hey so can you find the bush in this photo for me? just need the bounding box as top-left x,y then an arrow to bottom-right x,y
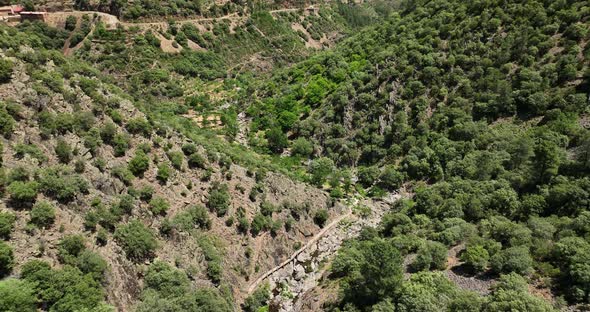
461,245 -> 489,272
149,197 -> 170,215
491,246 -> 533,275
30,201 -> 56,228
291,137 -> 314,157
0,241 -> 14,276
57,235 -> 86,264
250,213 -> 270,236
65,15 -> 77,31
76,250 -> 108,281
0,104 -> 15,138
7,180 -> 38,206
181,143 -> 197,156
138,185 -> 154,201
172,205 -> 211,231
112,133 -> 131,157
411,241 -> 448,271
126,117 -> 152,136
114,220 -> 158,262
207,183 -> 230,216
188,152 -> 207,169
55,138 -> 73,164
0,59 -> 14,83
0,212 -> 16,239
243,283 -> 270,312
128,150 -> 150,176
156,163 -> 171,183
314,209 -> 329,227
167,150 -> 184,170
112,165 -> 134,185
0,278 -> 37,312
37,166 -> 88,202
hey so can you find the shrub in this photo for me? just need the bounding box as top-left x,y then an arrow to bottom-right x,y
0,212 -> 16,239
250,213 -> 270,236
55,139 -> 73,164
30,201 -> 56,228
491,246 -> 533,275
156,163 -> 171,183
314,209 -> 329,227
149,197 -> 170,215
0,104 -> 15,138
461,245 -> 489,272
0,241 -> 13,276
207,183 -> 230,216
114,220 -> 158,262
128,150 -> 150,176
116,194 -> 135,215
112,133 -> 131,157
0,278 -> 37,312
260,201 -> 276,216
112,165 -> 134,185
100,122 -> 117,143
188,152 -> 207,169
7,180 -> 38,205
243,283 -> 270,312
181,143 -> 197,156
291,137 -> 314,157
0,59 -> 14,83
57,235 -> 86,264
144,261 -> 190,297
65,15 -> 77,31
167,150 -> 184,170
138,185 -> 154,201
411,241 -> 448,271
126,117 -> 152,136
172,205 -> 211,231
37,166 -> 88,202
76,250 -> 108,281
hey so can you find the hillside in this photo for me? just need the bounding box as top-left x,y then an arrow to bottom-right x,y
0,0 -> 589,311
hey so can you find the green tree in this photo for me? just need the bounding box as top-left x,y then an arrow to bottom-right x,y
266,127 -> 288,154
292,137 -> 314,157
156,162 -> 171,183
314,209 -> 329,227
207,183 -> 230,217
114,220 -> 158,262
0,278 -> 37,312
461,245 -> 489,273
149,197 -> 170,215
343,238 -> 403,306
30,201 -> 56,228
0,212 -> 16,239
485,273 -> 555,311
0,59 -> 13,83
55,139 -> 73,164
0,241 -> 14,276
128,151 -> 150,176
309,157 -> 334,186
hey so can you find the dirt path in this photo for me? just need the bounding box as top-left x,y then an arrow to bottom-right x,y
46,7 -> 310,31
246,209 -> 353,295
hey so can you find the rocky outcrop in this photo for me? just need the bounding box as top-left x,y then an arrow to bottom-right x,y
246,195 -> 400,312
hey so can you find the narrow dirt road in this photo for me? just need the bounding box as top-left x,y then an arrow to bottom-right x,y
46,7 -> 310,31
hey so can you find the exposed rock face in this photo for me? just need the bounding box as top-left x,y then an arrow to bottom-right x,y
247,195 -> 400,312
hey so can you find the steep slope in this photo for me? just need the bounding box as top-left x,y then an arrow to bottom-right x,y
0,21 -> 368,311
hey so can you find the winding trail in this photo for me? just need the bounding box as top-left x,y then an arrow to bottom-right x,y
46,7 -> 311,31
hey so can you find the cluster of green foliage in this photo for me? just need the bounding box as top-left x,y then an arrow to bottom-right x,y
136,261 -> 232,311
